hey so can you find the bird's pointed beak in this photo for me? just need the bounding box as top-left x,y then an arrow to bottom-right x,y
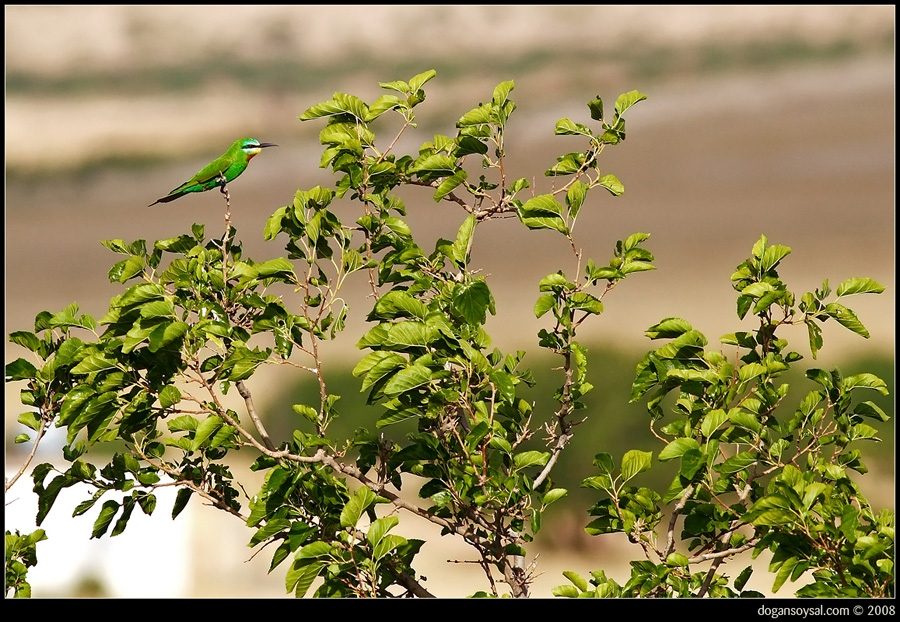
258,142 -> 278,149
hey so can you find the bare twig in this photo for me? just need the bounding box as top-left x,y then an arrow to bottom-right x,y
5,413 -> 50,493
235,380 -> 275,451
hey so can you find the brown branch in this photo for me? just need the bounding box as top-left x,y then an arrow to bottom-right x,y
665,484 -> 695,558
318,452 -> 471,538
689,540 -> 757,564
235,380 -> 275,451
133,444 -> 247,521
533,430 -> 571,490
5,414 -> 51,493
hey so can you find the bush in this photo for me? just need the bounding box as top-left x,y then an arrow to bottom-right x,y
5,70 -> 892,598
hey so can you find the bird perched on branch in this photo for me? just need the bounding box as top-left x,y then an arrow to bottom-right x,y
148,137 -> 277,206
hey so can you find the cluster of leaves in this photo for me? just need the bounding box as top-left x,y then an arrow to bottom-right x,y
5,529 -> 47,598
554,236 -> 892,598
5,70 -> 654,598
5,69 -> 891,599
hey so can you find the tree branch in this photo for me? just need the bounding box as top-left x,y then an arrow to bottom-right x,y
235,380 -> 275,451
5,414 -> 50,493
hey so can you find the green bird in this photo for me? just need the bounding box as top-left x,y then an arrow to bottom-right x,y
149,137 -> 277,206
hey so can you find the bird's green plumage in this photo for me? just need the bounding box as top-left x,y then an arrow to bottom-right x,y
149,137 -> 277,206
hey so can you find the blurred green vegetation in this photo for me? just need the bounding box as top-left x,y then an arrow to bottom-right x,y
7,33 -> 892,99
268,343 -> 894,521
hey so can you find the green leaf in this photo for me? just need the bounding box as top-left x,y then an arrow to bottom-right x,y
139,299 -> 174,319
367,94 -> 405,120
172,488 -> 192,519
853,400 -> 889,422
454,280 -> 492,325
70,353 -> 119,375
760,244 -> 791,272
17,411 -> 41,432
587,96 -> 604,121
716,451 -> 756,474
220,345 -> 270,381
679,448 -> 704,479
5,358 -> 38,381
299,92 -> 369,122
191,416 -> 223,452
109,256 -> 145,283
489,370 -> 516,404
158,385 -> 182,409
621,449 -> 652,481
408,69 -> 437,93
263,206 -> 288,240
382,364 -> 432,397
148,321 -> 189,352
563,570 -> 588,592
842,373 -> 888,395
292,404 -> 319,423
568,292 -> 603,315
111,497 -> 136,537
665,552 -> 690,567
168,415 -> 199,432
555,118 -> 591,136
287,560 -> 322,598
598,174 -> 624,196
492,80 -> 515,105
614,90 -> 648,116
367,515 -> 399,548
514,451 -> 550,469
255,257 -> 297,280
454,136 -> 487,157
734,565 -> 754,592
836,277 -> 885,297
700,409 -> 728,438
8,331 -> 40,353
738,362 -> 767,383
806,319 -> 823,358
546,152 -> 585,176
534,293 -> 556,318
359,353 -> 406,392
520,194 -> 563,217
434,170 -> 468,201
371,291 -> 428,320
750,509 -> 795,528
91,500 -> 119,539
451,214 -> 477,265
517,194 -> 569,235
409,153 -> 458,176
542,488 -> 568,507
565,180 -> 589,220
209,425 -> 236,449
539,272 -> 572,292
658,438 -> 699,461
518,212 -> 568,234
341,486 -> 377,529
552,585 -> 581,598
645,318 -> 693,339
457,103 -> 492,127
772,556 -> 798,593
825,303 -> 870,338
383,321 -> 429,348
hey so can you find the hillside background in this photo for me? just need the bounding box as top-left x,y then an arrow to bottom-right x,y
5,5 -> 894,598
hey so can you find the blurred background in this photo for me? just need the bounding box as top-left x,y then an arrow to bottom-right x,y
5,5 -> 894,597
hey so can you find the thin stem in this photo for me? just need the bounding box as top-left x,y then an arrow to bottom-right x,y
5,414 -> 50,493
219,177 -> 231,287
235,380 -> 275,451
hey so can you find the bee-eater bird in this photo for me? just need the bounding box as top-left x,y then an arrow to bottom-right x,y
148,137 -> 277,206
